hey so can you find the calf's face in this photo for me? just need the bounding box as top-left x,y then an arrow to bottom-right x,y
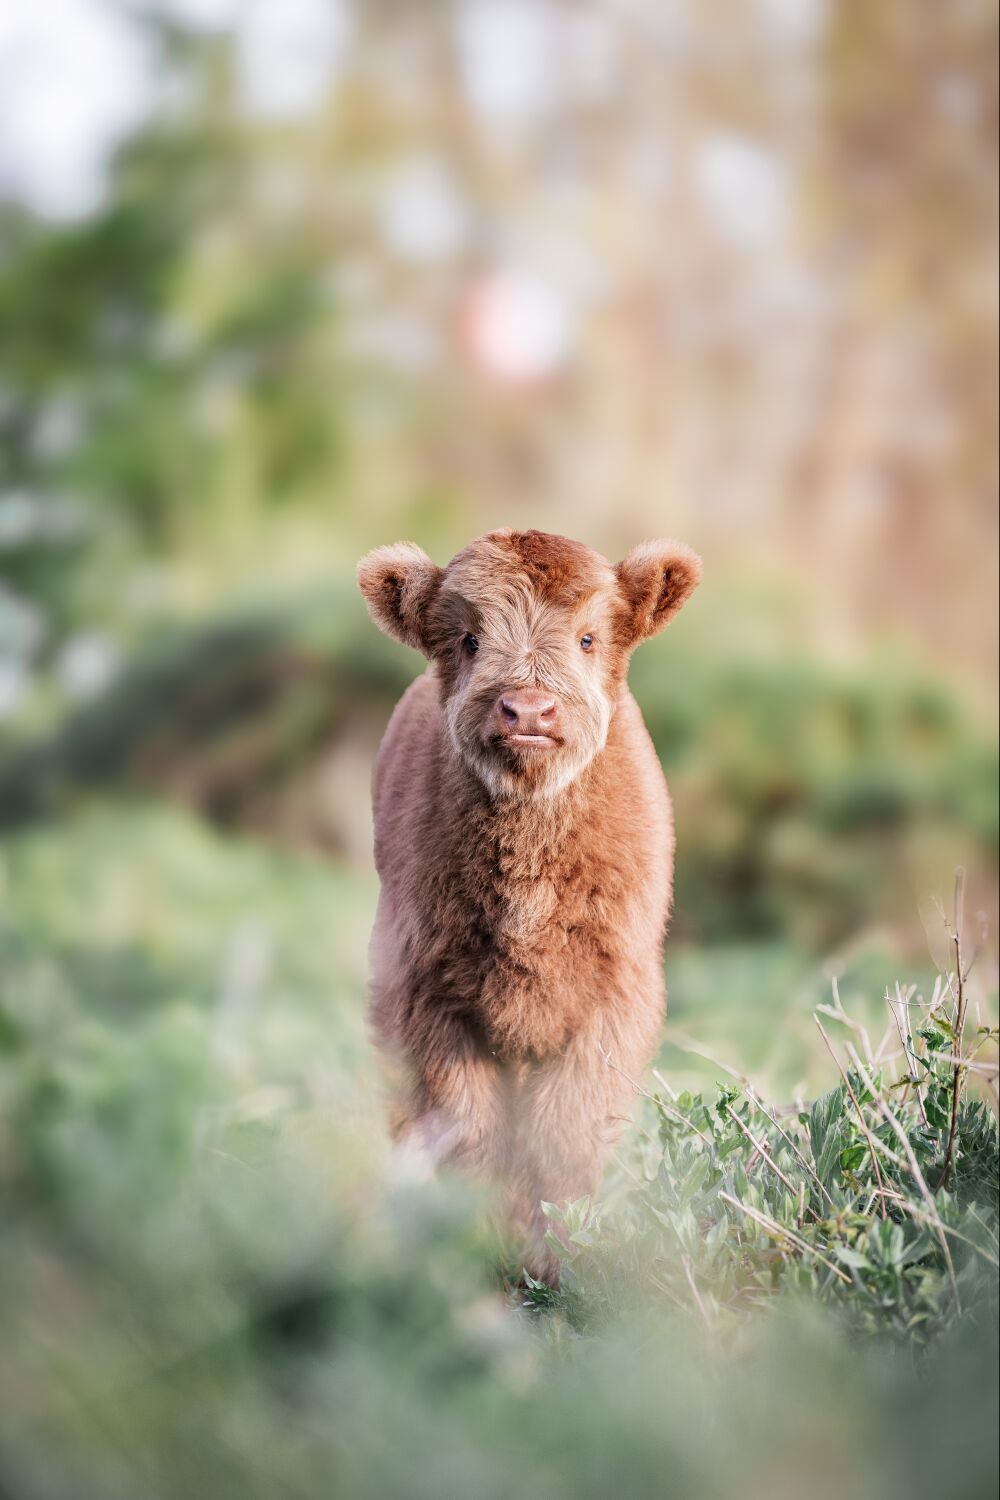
358,529 -> 701,799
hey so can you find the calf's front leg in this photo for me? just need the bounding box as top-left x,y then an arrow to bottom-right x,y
391,1024 -> 510,1182
509,1014 -> 649,1285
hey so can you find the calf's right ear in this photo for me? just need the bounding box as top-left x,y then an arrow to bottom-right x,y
615,539 -> 702,645
357,542 -> 443,654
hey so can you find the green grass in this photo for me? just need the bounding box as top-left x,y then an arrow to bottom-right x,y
662,939 -> 943,1096
0,804 -> 997,1500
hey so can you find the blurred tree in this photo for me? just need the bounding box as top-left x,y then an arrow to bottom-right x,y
0,25 -> 344,673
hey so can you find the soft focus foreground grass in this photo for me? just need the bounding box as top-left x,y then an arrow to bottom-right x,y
0,806 -> 996,1500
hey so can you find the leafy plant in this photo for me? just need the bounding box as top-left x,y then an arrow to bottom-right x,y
538,876 -> 998,1345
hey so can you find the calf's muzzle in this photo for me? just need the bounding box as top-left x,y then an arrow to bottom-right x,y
495,689 -> 560,744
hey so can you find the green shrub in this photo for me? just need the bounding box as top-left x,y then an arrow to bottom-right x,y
632,637 -> 998,948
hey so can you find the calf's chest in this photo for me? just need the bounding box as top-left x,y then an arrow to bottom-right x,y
444,826 -> 630,1059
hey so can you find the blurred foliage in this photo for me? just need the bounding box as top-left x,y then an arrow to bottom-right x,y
1,805 -> 996,1500
1,0 -> 997,682
2,594 -> 994,950
0,588 -> 401,838
631,634 -> 998,947
0,107 -> 345,645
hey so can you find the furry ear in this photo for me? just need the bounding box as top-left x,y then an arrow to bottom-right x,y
615,539 -> 702,643
357,542 -> 443,653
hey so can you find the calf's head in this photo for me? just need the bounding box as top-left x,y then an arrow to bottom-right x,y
358,529 -> 701,799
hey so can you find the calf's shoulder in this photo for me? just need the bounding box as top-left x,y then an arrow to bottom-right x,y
372,669 -> 444,869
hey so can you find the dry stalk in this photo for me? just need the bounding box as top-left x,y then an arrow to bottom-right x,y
886,982 -> 928,1125
651,1067 -> 678,1100
879,1190 -> 1000,1270
846,1047 -> 961,1314
814,1015 -> 888,1218
680,1255 -> 713,1330
940,871 -> 970,1190
663,1028 -> 748,1084
718,1192 -> 850,1284
745,1088 -> 835,1209
598,1044 -> 713,1146
725,1104 -> 820,1221
825,975 -> 875,1067
649,1273 -> 688,1313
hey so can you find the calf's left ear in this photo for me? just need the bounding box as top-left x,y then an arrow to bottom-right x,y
357,542 -> 443,654
615,539 -> 702,643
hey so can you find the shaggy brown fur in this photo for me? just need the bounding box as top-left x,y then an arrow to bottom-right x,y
357,529 -> 701,1282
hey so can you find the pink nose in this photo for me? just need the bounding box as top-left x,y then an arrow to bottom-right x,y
496,690 -> 559,735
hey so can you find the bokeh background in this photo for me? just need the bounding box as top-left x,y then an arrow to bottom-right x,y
0,3 -> 997,1497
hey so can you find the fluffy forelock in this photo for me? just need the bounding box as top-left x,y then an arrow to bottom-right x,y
441,530 -> 615,612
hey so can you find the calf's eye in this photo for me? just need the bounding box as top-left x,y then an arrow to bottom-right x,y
580,634 -> 594,652
463,633 -> 479,657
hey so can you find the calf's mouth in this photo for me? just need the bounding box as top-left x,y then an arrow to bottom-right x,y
504,732 -> 559,750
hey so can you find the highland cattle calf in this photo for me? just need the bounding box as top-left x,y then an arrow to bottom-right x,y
357,529 -> 701,1282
